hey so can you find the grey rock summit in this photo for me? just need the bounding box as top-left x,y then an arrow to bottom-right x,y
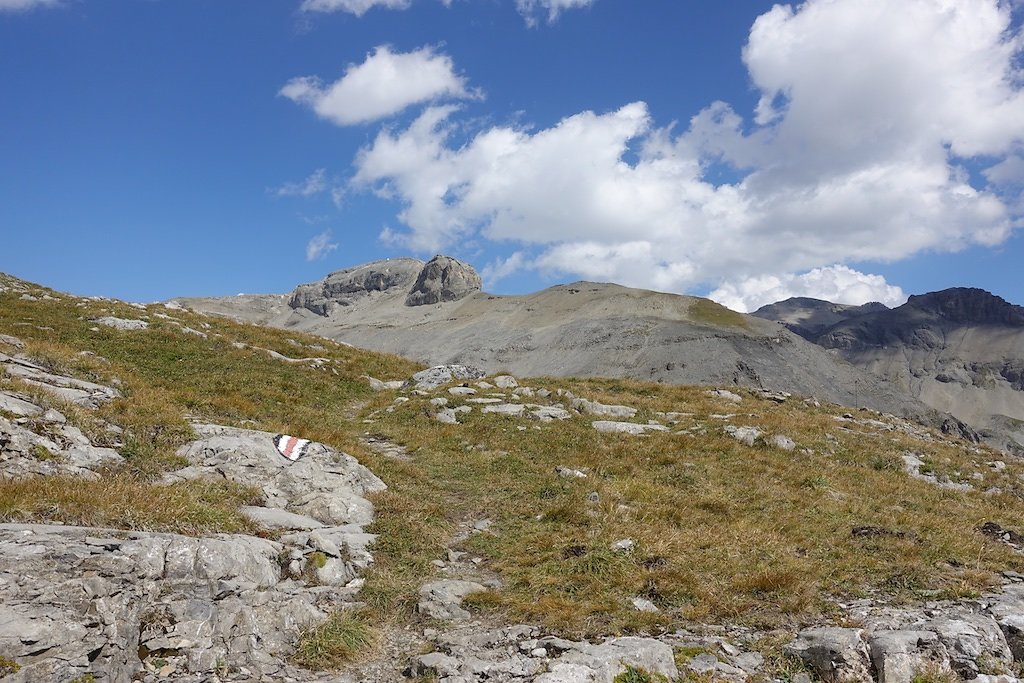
405,254 -> 482,306
288,257 -> 424,316
284,255 -> 482,317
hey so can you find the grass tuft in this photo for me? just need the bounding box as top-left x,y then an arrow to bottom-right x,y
293,609 -> 378,670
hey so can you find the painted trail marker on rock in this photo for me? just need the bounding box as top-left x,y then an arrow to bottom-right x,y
273,434 -> 311,462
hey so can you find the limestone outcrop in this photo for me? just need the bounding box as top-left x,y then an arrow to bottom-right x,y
404,255 -> 482,307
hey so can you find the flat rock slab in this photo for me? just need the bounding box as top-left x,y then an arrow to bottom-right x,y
592,421 -> 669,435
530,405 -> 573,421
538,637 -> 679,683
572,398 -> 638,418
482,403 -> 527,415
1,352 -> 120,408
0,523 -> 331,682
94,316 -> 149,330
0,333 -> 25,349
240,506 -> 324,530
0,391 -> 43,417
418,580 -> 487,620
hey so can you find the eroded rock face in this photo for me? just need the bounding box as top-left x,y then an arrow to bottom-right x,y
1,352 -> 121,408
0,524 -> 338,683
288,257 -> 424,315
0,423 -> 386,682
405,255 -> 482,307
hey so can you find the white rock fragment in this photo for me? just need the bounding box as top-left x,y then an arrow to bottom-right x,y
592,421 -> 669,435
724,425 -> 761,446
94,316 -> 149,330
770,434 -> 796,450
555,466 -> 587,479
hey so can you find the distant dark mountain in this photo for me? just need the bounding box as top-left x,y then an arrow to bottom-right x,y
812,288 -> 1024,452
752,297 -> 889,340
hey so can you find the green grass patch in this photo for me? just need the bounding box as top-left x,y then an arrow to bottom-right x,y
293,609 -> 378,669
687,298 -> 750,329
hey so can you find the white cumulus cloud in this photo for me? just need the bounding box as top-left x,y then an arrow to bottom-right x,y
299,0 -> 410,15
273,169 -> 329,198
280,45 -> 473,126
0,0 -> 60,11
516,0 -> 595,26
348,0 -> 1024,304
709,266 -> 907,313
305,230 -> 339,261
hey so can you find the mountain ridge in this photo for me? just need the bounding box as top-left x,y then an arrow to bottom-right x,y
170,256 -> 969,440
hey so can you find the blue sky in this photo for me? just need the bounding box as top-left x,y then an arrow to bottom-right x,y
2,0 -> 1023,311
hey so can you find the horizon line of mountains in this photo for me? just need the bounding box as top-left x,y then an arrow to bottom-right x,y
168,255 -> 1024,455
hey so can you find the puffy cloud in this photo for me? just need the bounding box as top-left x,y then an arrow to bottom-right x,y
709,266 -> 907,313
516,0 -> 595,26
280,46 -> 472,126
273,169 -> 328,198
0,0 -> 60,10
480,251 -> 527,287
299,0 -> 411,15
350,0 -> 1024,303
985,156 -> 1024,187
305,230 -> 339,261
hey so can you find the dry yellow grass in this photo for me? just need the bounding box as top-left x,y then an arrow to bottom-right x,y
358,378 -> 1024,636
0,474 -> 264,536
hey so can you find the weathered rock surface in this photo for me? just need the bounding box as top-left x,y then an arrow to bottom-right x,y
0,523 -> 332,682
785,627 -> 872,682
288,257 -> 424,316
405,255 -> 482,307
409,624 -> 678,683
591,420 -> 668,435
167,423 -> 386,527
0,423 -> 386,681
94,316 -> 149,330
408,364 -> 486,391
418,580 -> 488,620
1,397 -> 122,479
1,352 -> 120,408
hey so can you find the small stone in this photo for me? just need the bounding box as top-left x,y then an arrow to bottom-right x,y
770,434 -> 796,451
612,538 -> 635,553
556,466 -> 588,479
707,389 -> 742,403
724,425 -> 761,446
632,597 -> 659,612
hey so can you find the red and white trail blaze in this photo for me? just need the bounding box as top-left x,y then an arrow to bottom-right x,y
273,434 -> 311,462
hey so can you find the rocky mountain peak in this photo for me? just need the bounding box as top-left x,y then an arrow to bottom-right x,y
405,255 -> 482,307
286,255 -> 482,316
751,297 -> 890,341
905,287 -> 1024,326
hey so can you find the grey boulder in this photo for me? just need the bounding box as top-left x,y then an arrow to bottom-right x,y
785,627 -> 872,682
